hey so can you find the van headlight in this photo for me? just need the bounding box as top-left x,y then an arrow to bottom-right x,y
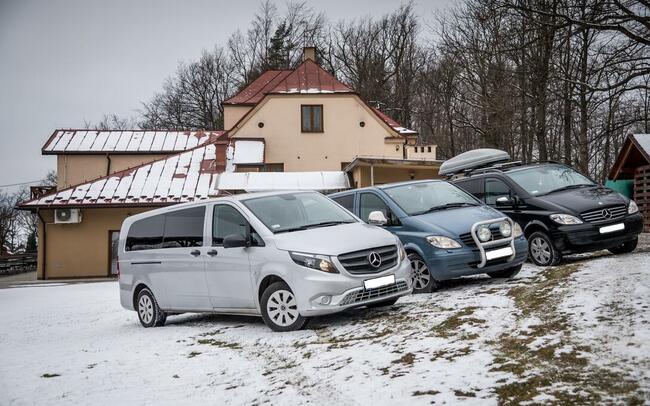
396,239 -> 407,261
289,252 -> 339,273
550,214 -> 583,225
426,236 -> 462,249
513,223 -> 523,238
629,200 -> 639,214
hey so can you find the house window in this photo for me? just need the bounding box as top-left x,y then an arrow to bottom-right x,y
301,105 -> 323,132
427,146 -> 432,153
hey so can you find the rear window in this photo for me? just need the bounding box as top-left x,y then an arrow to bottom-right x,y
125,207 -> 205,251
126,215 -> 164,251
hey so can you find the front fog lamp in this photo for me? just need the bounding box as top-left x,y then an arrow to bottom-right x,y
426,236 -> 462,249
629,200 -> 639,214
499,221 -> 512,237
289,252 -> 339,273
476,225 -> 492,242
550,214 -> 583,225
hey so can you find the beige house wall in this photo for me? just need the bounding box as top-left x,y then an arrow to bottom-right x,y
36,207 -> 151,279
56,154 -> 167,188
232,94 -> 408,172
224,105 -> 253,130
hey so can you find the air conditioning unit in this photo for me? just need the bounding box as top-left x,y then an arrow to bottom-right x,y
54,208 -> 82,224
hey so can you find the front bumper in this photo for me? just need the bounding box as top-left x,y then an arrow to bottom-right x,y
294,258 -> 413,317
424,236 -> 529,280
551,214 -> 643,254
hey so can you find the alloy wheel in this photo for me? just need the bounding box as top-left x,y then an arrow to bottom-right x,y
138,295 -> 154,324
410,258 -> 431,290
266,289 -> 299,327
530,236 -> 551,265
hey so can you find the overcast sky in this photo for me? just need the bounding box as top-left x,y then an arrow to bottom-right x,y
0,0 -> 452,191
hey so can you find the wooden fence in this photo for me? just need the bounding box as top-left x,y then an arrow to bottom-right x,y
634,165 -> 650,233
0,254 -> 37,276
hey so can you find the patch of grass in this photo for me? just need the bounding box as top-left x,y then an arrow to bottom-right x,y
41,373 -> 60,378
412,389 -> 440,396
491,263 -> 647,404
197,339 -> 241,350
392,352 -> 416,365
430,306 -> 485,338
430,346 -> 472,362
454,389 -> 476,398
187,351 -> 202,358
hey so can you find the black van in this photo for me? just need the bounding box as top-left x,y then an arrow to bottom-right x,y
452,162 -> 643,266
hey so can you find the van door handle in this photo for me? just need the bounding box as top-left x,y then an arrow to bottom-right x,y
190,250 -> 201,257
207,249 -> 218,257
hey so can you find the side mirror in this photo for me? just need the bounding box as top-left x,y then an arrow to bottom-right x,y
223,233 -> 249,248
496,196 -> 516,207
368,210 -> 388,226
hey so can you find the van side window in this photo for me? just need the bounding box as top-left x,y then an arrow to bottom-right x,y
456,178 -> 483,200
213,205 -> 262,246
331,194 -> 354,212
162,207 -> 205,248
126,215 -> 164,251
359,193 -> 390,223
485,178 -> 512,205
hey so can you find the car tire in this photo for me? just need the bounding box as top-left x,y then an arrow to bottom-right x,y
528,231 -> 562,266
408,253 -> 439,293
608,237 -> 638,255
366,297 -> 399,308
136,288 -> 166,328
487,264 -> 522,279
260,282 -> 309,332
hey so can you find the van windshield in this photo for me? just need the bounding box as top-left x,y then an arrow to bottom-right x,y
242,192 -> 357,234
506,164 -> 595,196
384,181 -> 479,216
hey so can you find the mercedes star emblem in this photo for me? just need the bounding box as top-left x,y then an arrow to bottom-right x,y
601,209 -> 612,219
368,251 -> 382,268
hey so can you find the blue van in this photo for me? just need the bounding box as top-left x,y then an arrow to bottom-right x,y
330,180 -> 528,293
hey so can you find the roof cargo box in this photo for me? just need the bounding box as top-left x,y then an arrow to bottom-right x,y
439,148 -> 510,176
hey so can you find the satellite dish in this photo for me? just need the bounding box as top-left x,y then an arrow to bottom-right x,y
439,149 -> 511,176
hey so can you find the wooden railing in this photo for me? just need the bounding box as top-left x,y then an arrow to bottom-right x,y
634,165 -> 650,233
0,254 -> 37,276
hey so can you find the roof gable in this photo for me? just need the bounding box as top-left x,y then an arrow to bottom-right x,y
224,70 -> 292,105
268,59 -> 353,94
42,130 -> 225,155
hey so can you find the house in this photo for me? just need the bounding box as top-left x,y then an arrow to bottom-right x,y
18,47 -> 440,279
609,133 -> 650,232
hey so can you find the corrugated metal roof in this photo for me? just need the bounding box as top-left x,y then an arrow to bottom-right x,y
21,142 -> 228,208
42,130 -> 225,154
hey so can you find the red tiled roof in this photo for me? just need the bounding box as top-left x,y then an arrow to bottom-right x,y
371,107 -> 418,136
224,70 -> 292,105
224,60 -> 353,105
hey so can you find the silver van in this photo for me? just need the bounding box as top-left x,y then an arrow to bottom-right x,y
118,191 -> 412,331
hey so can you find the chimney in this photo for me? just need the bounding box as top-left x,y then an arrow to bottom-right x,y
303,46 -> 316,62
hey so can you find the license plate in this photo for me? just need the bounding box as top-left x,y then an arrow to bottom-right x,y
486,246 -> 514,260
599,223 -> 625,234
364,274 -> 395,290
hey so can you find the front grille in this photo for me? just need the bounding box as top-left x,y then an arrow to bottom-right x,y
339,281 -> 409,306
580,205 -> 627,223
459,228 -> 503,247
337,245 -> 398,275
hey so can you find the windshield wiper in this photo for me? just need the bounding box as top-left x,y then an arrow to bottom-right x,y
541,184 -> 594,195
417,202 -> 478,215
274,220 -> 354,233
303,220 -> 356,229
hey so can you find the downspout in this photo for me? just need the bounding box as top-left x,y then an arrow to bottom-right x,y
106,154 -> 112,176
36,209 -> 47,280
403,137 -> 408,159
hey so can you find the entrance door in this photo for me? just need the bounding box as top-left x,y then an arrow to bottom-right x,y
109,231 -> 119,276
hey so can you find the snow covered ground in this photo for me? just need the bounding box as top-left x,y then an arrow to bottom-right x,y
1,239 -> 649,405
